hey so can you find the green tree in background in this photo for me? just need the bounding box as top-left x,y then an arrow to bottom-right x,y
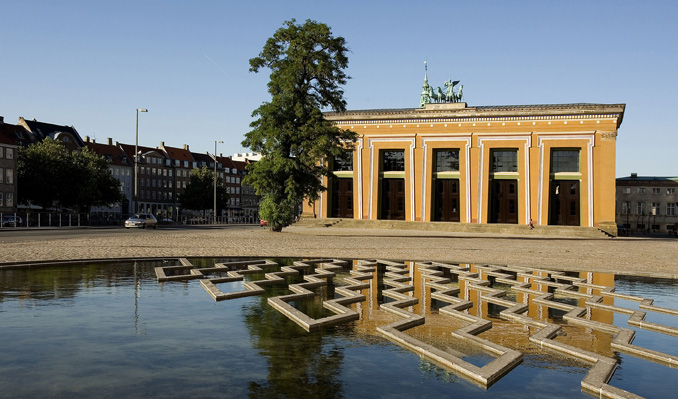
17,138 -> 123,212
243,19 -> 357,232
179,166 -> 228,216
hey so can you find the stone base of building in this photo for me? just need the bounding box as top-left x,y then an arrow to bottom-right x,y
295,217 -> 614,238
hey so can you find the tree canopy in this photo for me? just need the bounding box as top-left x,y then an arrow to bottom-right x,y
242,19 -> 357,231
17,138 -> 124,212
178,166 -> 228,214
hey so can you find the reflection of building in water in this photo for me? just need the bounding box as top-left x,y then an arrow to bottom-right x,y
349,261 -> 619,359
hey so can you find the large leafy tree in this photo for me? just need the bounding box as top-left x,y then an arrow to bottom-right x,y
17,138 -> 124,212
70,147 -> 125,212
243,19 -> 357,232
178,166 -> 228,215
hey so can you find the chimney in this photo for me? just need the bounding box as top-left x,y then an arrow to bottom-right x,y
84,136 -> 90,143
183,144 -> 189,150
0,116 -> 4,124
160,141 -> 164,147
107,138 -> 112,145
631,173 -> 638,178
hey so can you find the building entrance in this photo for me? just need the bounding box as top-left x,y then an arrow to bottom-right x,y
433,179 -> 460,222
331,178 -> 353,218
380,178 -> 405,220
549,180 -> 580,226
489,180 -> 518,224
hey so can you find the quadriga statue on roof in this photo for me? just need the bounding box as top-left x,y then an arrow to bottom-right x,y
419,64 -> 464,107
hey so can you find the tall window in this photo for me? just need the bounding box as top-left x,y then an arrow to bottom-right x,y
435,150 -> 459,172
622,201 -> 630,215
382,150 -> 405,171
551,150 -> 580,173
491,150 -> 517,172
651,202 -> 660,215
333,152 -> 353,171
637,202 -> 646,215
667,203 -> 676,216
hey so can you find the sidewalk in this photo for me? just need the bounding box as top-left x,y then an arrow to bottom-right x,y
1,225 -> 677,278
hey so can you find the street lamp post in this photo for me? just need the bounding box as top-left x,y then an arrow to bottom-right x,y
134,108 -> 148,213
214,140 -> 224,224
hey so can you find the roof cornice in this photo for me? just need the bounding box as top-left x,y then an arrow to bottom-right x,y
325,103 -> 626,128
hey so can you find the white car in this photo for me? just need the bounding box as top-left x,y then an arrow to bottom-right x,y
124,213 -> 158,229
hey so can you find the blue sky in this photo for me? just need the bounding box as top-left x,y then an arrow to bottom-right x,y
1,0 -> 676,177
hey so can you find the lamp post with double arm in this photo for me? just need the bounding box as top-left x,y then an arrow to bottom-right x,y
214,140 -> 223,224
134,108 -> 148,213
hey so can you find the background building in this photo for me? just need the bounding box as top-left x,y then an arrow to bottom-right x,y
84,137 -> 133,221
616,174 -> 678,235
0,117 -> 22,214
119,143 -> 174,217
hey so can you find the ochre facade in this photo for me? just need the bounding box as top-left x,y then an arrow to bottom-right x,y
303,102 -> 625,228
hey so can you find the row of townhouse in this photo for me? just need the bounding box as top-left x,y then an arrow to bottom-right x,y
615,174 -> 678,235
87,137 -> 259,223
0,115 -> 260,224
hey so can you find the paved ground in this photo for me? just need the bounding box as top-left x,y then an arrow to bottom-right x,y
1,225 -> 677,278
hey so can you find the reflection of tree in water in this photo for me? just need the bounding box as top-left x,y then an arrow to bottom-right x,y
243,291 -> 344,399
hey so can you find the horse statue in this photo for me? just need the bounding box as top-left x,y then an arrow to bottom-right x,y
426,85 -> 444,103
435,87 -> 445,103
454,84 -> 463,102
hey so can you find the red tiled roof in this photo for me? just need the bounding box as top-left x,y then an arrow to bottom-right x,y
162,145 -> 194,162
0,123 -> 28,145
231,159 -> 248,171
85,142 -> 131,166
118,143 -> 166,160
217,155 -> 236,170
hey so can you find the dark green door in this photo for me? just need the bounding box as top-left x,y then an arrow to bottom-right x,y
381,178 -> 405,220
331,178 -> 353,218
433,179 -> 460,222
489,180 -> 518,224
549,180 -> 580,226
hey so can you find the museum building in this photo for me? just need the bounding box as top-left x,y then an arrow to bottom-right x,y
303,80 -> 625,231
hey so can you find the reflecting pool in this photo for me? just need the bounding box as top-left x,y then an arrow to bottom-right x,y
1,259 -> 676,398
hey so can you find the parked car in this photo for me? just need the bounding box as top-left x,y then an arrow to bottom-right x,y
1,216 -> 24,227
124,213 -> 158,229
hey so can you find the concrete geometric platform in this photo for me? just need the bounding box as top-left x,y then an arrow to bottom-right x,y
154,258 -> 678,398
